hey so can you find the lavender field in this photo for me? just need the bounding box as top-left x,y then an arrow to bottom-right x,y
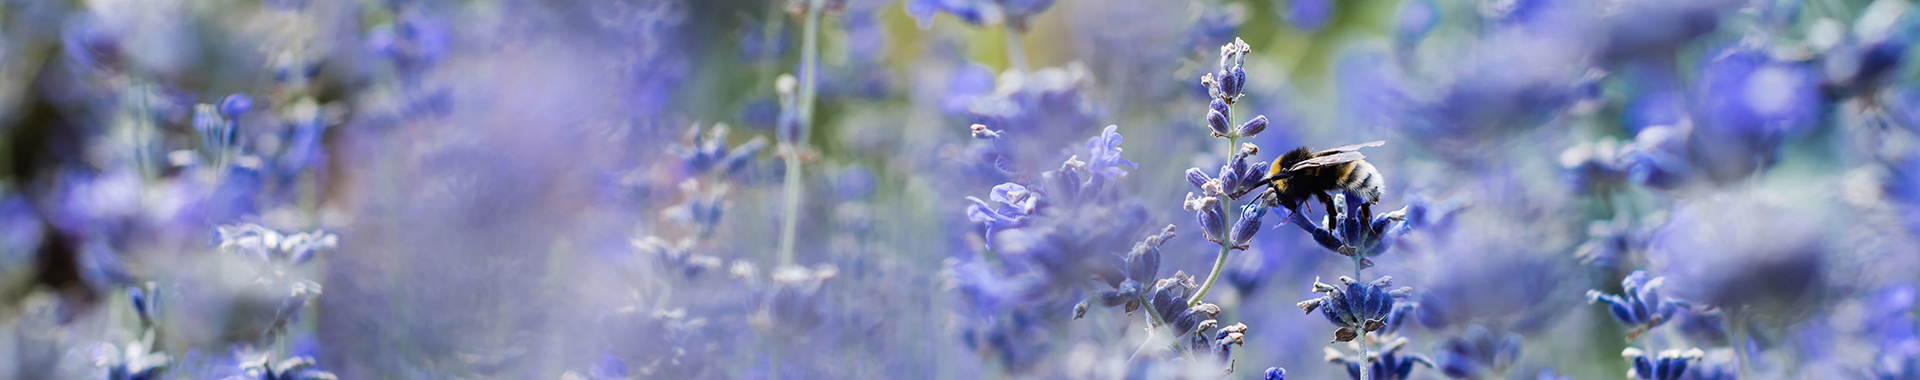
1,0 -> 1918,379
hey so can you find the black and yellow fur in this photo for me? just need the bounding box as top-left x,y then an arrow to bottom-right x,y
1261,146 -> 1384,219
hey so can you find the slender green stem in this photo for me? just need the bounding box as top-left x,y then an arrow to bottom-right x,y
1354,254 -> 1371,380
1129,294 -> 1193,365
1003,26 -> 1029,73
770,344 -> 784,380
778,0 -> 823,266
1190,243 -> 1233,308
778,152 -> 803,266
798,1 -> 821,121
1190,133 -> 1240,308
1731,309 -> 1753,379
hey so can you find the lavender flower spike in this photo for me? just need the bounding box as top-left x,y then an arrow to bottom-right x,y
1587,270 -> 1690,339
1298,276 -> 1413,342
1622,348 -> 1703,380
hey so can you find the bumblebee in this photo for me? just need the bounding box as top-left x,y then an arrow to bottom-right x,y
1256,141 -> 1386,220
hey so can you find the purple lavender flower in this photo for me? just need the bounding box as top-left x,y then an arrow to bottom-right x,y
1285,192 -> 1418,259
599,307 -> 720,378
219,94 -> 252,119
1186,193 -> 1228,244
964,182 -> 1038,248
1410,220 -> 1578,332
905,0 -> 988,28
1395,0 -> 1439,42
1285,0 -> 1333,33
670,124 -> 768,179
1622,124 -> 1695,190
588,351 -> 627,380
89,339 -> 169,380
1690,47 -> 1822,183
995,0 -> 1058,31
1678,355 -> 1737,380
1298,276 -> 1412,342
1650,196 -> 1829,319
632,237 -> 722,279
1337,52 -> 1416,130
237,354 -> 337,380
1187,322 -> 1249,372
1082,125 -> 1139,183
1330,337 -> 1432,380
1075,225 -> 1175,318
1625,87 -> 1687,133
943,64 -> 997,116
1190,4 -> 1248,52
752,264 -> 838,335
1623,348 -> 1704,380
1588,270 -> 1691,338
1875,348 -> 1919,380
1560,138 -> 1630,196
1867,284 -> 1920,352
1227,203 -> 1264,248
1203,38 -> 1252,104
213,224 -> 338,268
1431,325 -> 1523,380
1597,0 -> 1728,63
739,20 -> 791,63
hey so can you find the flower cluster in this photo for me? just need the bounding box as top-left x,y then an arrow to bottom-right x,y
1284,192 -> 1419,260
1430,325 -> 1523,380
1623,348 -> 1705,380
1298,276 -> 1413,343
1325,337 -> 1431,380
1588,270 -> 1691,339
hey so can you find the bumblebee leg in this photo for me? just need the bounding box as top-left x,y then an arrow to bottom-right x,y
1360,202 -> 1373,226
1316,192 -> 1339,221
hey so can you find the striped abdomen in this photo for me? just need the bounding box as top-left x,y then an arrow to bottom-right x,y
1338,160 -> 1383,204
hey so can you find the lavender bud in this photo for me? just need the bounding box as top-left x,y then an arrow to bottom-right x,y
1229,155 -> 1250,180
220,93 -> 253,119
1237,115 -> 1269,137
1217,165 -> 1240,195
1207,109 -> 1232,136
1186,193 -> 1226,243
1210,98 -> 1230,117
1229,203 -> 1265,247
1186,167 -> 1214,190
1218,69 -> 1243,101
1246,161 -> 1271,182
128,286 -> 153,325
778,110 -> 802,144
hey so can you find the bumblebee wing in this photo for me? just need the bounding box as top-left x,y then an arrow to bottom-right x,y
1312,141 -> 1385,156
1288,151 -> 1365,171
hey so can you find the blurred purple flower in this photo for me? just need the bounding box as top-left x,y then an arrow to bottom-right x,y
1431,325 -> 1523,380
1588,271 -> 1690,338
1623,348 -> 1703,380
1689,48 -> 1821,183
1395,0 -> 1438,42
1331,337 -> 1431,380
1651,196 -> 1830,320
1286,0 -> 1333,32
906,0 -> 987,28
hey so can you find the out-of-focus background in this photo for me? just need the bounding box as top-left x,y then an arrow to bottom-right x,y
2,0 -> 1919,378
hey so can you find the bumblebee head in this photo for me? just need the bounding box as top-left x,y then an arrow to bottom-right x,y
1270,147 -> 1314,176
